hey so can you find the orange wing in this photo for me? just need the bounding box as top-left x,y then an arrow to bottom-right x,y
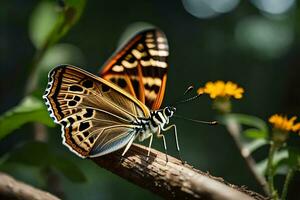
100,29 -> 169,110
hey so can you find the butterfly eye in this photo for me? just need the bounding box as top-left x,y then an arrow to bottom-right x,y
164,107 -> 172,116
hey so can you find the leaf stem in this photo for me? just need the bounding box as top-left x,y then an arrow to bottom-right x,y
223,116 -> 269,195
281,168 -> 295,200
266,141 -> 279,200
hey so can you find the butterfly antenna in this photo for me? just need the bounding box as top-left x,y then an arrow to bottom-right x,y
175,93 -> 202,106
183,85 -> 194,95
171,85 -> 201,106
174,114 -> 217,125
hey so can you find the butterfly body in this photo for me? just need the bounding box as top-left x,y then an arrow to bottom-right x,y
135,106 -> 176,142
43,29 -> 181,160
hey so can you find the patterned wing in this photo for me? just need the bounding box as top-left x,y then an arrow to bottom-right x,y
43,65 -> 150,158
100,29 -> 169,110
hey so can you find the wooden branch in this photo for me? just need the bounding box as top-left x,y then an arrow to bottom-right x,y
92,144 -> 267,200
0,172 -> 60,200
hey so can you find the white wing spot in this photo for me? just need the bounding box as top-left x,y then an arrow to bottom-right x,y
149,49 -> 169,57
141,59 -> 167,68
143,77 -> 162,87
145,90 -> 157,100
132,49 -> 144,59
146,38 -> 154,43
146,43 -> 156,48
122,60 -> 138,69
146,33 -> 153,38
158,44 -> 168,49
157,37 -> 165,42
112,65 -> 124,72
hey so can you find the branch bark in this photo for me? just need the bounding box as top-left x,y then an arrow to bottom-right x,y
0,172 -> 60,200
92,144 -> 267,200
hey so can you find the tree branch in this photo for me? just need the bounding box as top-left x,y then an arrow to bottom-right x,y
0,172 -> 60,200
92,144 -> 267,200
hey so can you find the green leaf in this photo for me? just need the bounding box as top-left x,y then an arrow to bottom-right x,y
275,158 -> 290,175
244,139 -> 268,154
29,1 -> 59,49
0,96 -> 54,139
37,43 -> 85,83
29,0 -> 86,49
243,128 -> 268,139
48,0 -> 86,46
4,141 -> 86,183
256,149 -> 289,175
266,148 -> 300,175
271,148 -> 300,175
287,148 -> 300,170
221,113 -> 268,139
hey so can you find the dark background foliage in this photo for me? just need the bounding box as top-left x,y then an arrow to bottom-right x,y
1,0 -> 300,199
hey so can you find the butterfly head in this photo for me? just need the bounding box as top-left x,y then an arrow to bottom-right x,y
163,106 -> 176,118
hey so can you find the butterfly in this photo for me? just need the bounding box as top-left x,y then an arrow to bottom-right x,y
43,29 -> 180,160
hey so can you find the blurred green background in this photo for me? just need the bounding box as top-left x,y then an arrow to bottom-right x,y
1,0 -> 300,199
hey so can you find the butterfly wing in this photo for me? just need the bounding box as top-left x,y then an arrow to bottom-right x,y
100,29 -> 169,110
43,65 -> 150,158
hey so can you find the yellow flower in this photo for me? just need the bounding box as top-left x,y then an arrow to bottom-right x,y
292,123 -> 300,132
269,114 -> 300,133
197,81 -> 244,99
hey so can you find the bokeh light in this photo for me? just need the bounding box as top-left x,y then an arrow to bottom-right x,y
235,16 -> 294,58
251,0 -> 295,15
182,0 -> 240,19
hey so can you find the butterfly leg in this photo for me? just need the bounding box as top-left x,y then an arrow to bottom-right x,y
157,128 -> 168,164
121,135 -> 135,157
161,124 -> 184,163
146,134 -> 153,161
